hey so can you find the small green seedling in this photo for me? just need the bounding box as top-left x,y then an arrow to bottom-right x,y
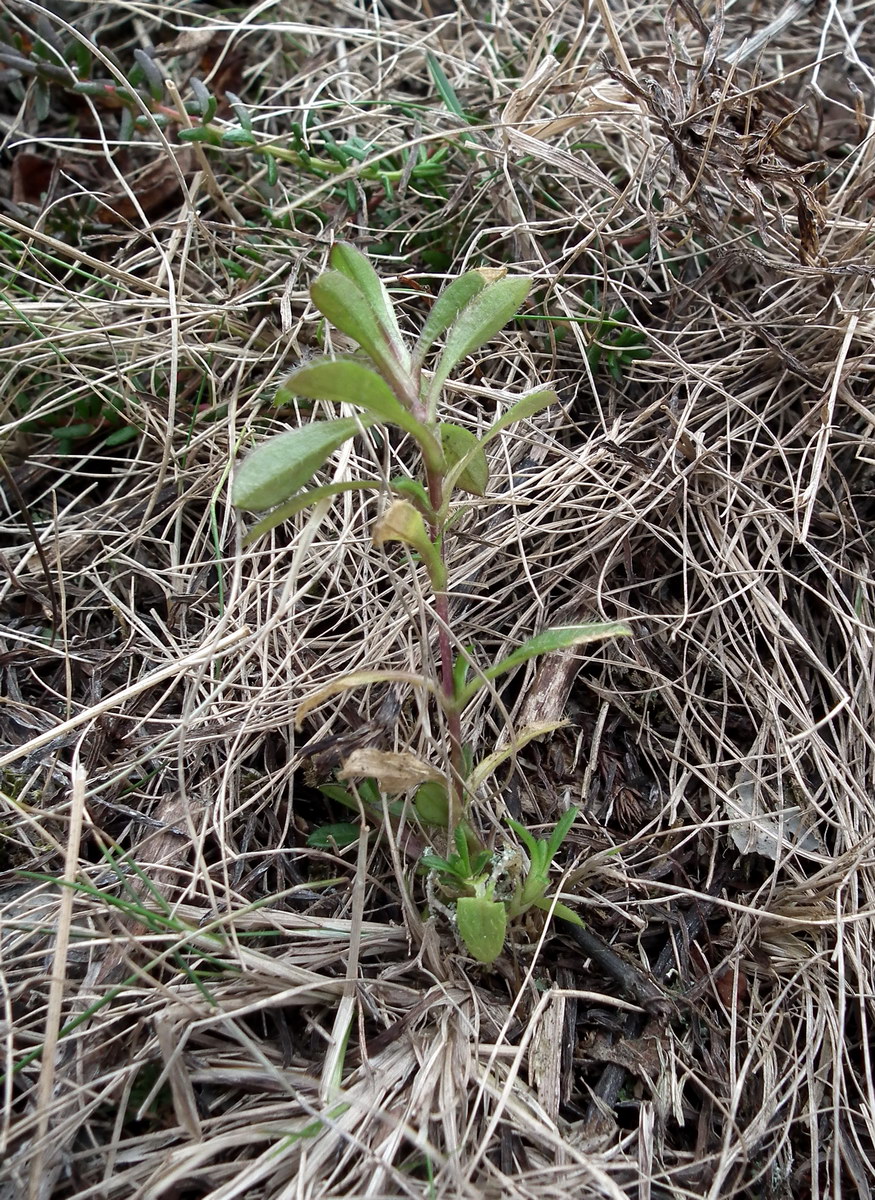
579,288 -> 651,381
421,807 -> 583,963
307,777 -> 404,848
231,244 -> 631,962
542,287 -> 652,381
7,366 -> 139,452
503,806 -> 585,926
422,826 -> 506,964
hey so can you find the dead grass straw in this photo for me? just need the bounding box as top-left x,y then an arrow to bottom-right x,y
1,1 -> 874,1197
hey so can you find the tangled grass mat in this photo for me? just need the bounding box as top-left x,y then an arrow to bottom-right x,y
1,2 -> 874,1197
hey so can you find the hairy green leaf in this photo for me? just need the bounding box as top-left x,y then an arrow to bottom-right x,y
421,851 -> 452,872
544,805 -> 579,861
104,425 -> 139,447
276,360 -> 412,430
307,823 -> 362,848
413,271 -> 486,364
481,388 -> 559,446
439,422 -> 488,496
428,276 -> 531,406
531,896 -> 585,926
232,417 -> 370,512
179,125 -> 221,144
132,49 -> 165,102
506,816 -> 539,859
389,476 -> 433,517
276,360 -> 442,466
318,783 -> 358,810
454,822 -> 471,869
329,243 -> 409,367
242,480 -> 378,543
310,271 -> 401,382
469,848 -> 492,876
189,76 -> 216,122
224,90 -> 252,132
459,622 -> 631,706
456,897 -> 507,964
373,499 -> 444,586
221,127 -> 257,146
414,781 -> 449,826
451,646 -> 473,699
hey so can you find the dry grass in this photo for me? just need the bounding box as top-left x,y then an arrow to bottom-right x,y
1,1 -> 874,1197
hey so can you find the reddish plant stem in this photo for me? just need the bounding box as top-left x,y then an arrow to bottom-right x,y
433,591 -> 464,829
424,465 -> 465,835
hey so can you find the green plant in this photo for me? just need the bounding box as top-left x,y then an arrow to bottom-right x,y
12,381 -> 139,452
0,27 -> 457,215
540,287 -> 652,381
231,244 -> 631,962
307,777 -> 401,848
583,310 -> 652,381
421,806 -> 584,963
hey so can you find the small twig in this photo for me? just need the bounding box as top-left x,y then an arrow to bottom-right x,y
557,920 -> 673,1019
575,902 -> 715,1131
